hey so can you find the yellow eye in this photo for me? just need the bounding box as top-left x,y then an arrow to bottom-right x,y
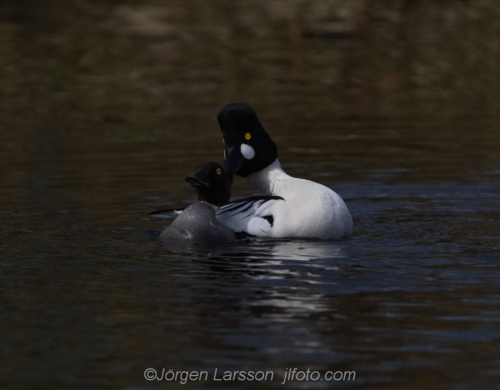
222,138 -> 225,144
245,133 -> 251,141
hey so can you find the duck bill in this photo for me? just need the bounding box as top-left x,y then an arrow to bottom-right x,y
223,145 -> 244,173
185,172 -> 209,188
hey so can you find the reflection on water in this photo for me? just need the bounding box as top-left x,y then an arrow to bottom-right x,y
1,1 -> 500,389
160,238 -> 346,262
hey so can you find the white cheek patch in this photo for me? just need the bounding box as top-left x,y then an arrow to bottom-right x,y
241,143 -> 255,160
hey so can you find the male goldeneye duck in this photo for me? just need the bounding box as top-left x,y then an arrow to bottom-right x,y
159,162 -> 236,242
215,103 -> 353,239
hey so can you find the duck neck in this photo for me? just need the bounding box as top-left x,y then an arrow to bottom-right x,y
247,158 -> 290,195
199,201 -> 220,212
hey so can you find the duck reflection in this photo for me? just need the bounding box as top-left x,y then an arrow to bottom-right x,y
159,237 -> 346,262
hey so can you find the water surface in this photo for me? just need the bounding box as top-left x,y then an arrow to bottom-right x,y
1,1 -> 500,389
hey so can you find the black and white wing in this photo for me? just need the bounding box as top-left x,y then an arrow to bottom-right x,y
148,208 -> 185,219
216,196 -> 285,237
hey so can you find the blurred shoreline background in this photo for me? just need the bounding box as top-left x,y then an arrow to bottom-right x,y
2,0 -> 500,218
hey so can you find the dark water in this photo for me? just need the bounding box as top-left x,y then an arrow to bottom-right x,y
1,1 -> 500,389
